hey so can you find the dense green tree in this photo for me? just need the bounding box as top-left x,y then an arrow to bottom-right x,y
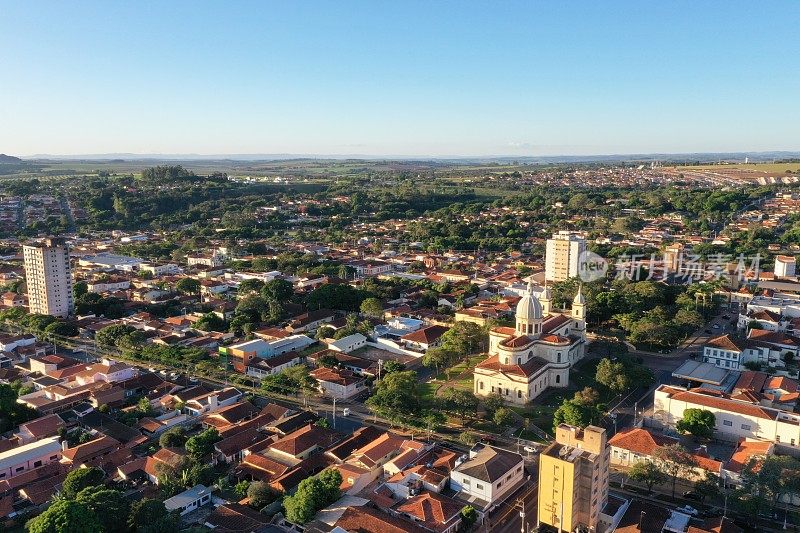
195,312 -> 227,332
185,428 -> 221,460
61,466 -> 105,499
552,399 -> 596,432
359,297 -> 384,318
247,481 -> 279,509
159,426 -> 187,448
441,387 -> 479,423
366,370 -> 421,424
261,278 -> 294,302
95,324 -> 137,347
44,320 -> 79,337
127,498 -> 180,533
175,277 -> 201,295
0,383 -> 37,432
72,281 -> 88,299
27,499 -> 101,533
493,407 -> 515,427
237,278 -> 265,295
283,469 -> 342,524
628,460 -> 668,492
676,408 -> 716,439
75,486 -> 130,533
460,505 -> 478,529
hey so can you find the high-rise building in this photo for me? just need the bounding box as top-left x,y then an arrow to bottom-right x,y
775,255 -> 796,279
663,243 -> 684,275
545,231 -> 586,282
538,424 -> 609,532
23,237 -> 74,318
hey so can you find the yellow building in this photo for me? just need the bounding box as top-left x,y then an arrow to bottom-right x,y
538,424 -> 609,532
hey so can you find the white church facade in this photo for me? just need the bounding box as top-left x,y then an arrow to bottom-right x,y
473,282 -> 587,404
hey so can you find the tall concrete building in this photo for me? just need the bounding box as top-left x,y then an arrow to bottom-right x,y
775,255 -> 796,279
538,424 -> 609,532
545,231 -> 586,282
23,237 -> 73,318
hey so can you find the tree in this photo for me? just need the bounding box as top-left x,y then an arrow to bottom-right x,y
261,278 -> 294,302
235,480 -> 251,498
61,466 -> 105,499
73,281 -> 88,299
306,283 -> 364,311
676,408 -> 716,439
0,382 -> 37,432
483,394 -> 505,417
247,481 -> 278,510
75,486 -> 130,533
283,469 -> 342,524
423,411 -> 446,436
185,462 -> 216,488
628,460 -> 668,492
552,399 -> 596,432
441,387 -> 479,423
654,443 -> 697,498
382,360 -> 405,375
237,278 -> 264,296
195,312 -> 226,332
44,320 -> 78,337
95,324 -> 137,347
595,358 -> 632,393
185,428 -> 221,460
365,370 -> 421,424
461,505 -> 478,529
159,426 -> 186,448
359,297 -> 384,318
693,472 -> 722,503
315,325 -> 335,340
493,407 -> 515,428
137,396 -> 154,416
572,386 -> 601,406
127,498 -> 180,533
422,346 -> 457,377
27,499 -> 101,533
175,277 -> 201,295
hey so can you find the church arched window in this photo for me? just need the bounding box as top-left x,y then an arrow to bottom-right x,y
556,375 -> 561,384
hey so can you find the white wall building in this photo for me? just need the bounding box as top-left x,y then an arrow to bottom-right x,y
545,231 -> 586,282
23,237 -> 74,318
654,384 -> 800,446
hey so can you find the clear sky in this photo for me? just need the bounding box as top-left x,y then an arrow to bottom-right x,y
1,1 -> 799,157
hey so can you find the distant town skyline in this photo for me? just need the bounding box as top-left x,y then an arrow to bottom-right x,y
2,1 -> 799,156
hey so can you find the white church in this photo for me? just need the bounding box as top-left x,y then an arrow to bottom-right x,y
473,281 -> 587,404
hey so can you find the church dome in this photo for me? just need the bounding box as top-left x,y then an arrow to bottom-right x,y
516,282 -> 542,321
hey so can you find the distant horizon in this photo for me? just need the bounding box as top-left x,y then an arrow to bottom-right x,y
12,149 -> 800,164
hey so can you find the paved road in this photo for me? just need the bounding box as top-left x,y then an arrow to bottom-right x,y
487,476 -> 538,533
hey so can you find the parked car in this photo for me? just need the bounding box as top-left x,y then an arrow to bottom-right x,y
722,314 -> 731,319
704,329 -> 713,334
342,408 -> 351,417
677,505 -> 699,516
683,491 -> 702,501
712,324 -> 721,329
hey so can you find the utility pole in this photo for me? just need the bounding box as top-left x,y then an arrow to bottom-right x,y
332,397 -> 336,429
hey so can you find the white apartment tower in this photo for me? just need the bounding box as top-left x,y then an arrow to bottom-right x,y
545,231 -> 586,282
23,237 -> 74,318
775,255 -> 796,279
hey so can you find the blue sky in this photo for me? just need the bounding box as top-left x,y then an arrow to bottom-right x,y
1,1 -> 798,157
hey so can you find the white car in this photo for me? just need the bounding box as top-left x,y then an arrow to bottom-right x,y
712,324 -> 721,329
677,505 -> 699,516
